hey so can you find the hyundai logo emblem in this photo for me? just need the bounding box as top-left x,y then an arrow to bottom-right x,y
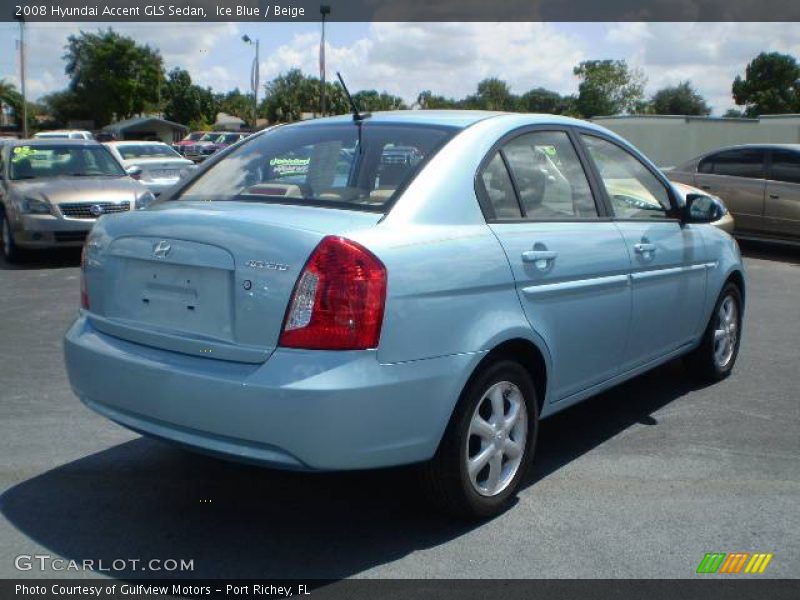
153,240 -> 172,258
89,204 -> 104,217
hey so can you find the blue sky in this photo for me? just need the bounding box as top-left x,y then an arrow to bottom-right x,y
1,22 -> 798,115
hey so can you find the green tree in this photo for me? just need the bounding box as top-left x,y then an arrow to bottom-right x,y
261,69 -> 347,123
732,52 -> 800,117
723,108 -> 745,118
464,78 -> 517,111
416,90 -> 460,109
40,89 -> 88,127
573,59 -> 645,118
351,90 -> 407,112
649,81 -> 711,116
64,28 -> 165,127
519,87 -> 571,114
217,88 -> 254,122
162,68 -> 219,126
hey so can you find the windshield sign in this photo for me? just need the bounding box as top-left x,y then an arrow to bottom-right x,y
10,144 -> 126,180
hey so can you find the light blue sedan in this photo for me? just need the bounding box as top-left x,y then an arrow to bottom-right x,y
64,111 -> 745,518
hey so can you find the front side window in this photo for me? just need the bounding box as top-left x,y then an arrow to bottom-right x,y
582,135 -> 672,220
177,123 -> 456,210
770,149 -> 800,184
503,131 -> 598,219
699,148 -> 766,179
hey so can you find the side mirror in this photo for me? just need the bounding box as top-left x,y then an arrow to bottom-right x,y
684,193 -> 722,223
126,166 -> 143,180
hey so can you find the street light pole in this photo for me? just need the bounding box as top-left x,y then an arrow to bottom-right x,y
15,15 -> 27,138
242,34 -> 260,130
253,38 -> 259,129
320,5 -> 330,117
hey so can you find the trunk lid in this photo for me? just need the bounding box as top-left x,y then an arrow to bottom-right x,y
84,201 -> 382,362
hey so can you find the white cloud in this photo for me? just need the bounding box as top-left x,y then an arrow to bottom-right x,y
608,23 -> 800,113
4,21 -> 798,117
3,22 -> 240,100
260,22 -> 586,104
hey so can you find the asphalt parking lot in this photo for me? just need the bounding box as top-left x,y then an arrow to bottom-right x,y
0,241 -> 798,580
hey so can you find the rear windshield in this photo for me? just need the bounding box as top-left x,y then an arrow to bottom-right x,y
176,122 -> 458,211
9,144 -> 125,180
217,134 -> 243,144
117,144 -> 179,159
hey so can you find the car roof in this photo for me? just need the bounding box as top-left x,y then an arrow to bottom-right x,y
106,140 -> 168,146
9,138 -> 100,146
34,130 -> 90,134
703,143 -> 800,153
276,110 -> 609,133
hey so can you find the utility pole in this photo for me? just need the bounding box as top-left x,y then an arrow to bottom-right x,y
14,14 -> 27,138
320,5 -> 330,116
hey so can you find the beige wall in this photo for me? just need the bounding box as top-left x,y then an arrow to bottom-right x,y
591,115 -> 800,168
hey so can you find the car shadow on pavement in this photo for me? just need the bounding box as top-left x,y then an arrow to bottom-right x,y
738,240 -> 800,266
1,360 -> 701,580
0,248 -> 81,270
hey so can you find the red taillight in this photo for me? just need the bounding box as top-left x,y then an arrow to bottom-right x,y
80,244 -> 89,309
279,236 -> 386,350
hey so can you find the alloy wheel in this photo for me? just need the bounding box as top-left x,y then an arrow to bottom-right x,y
465,381 -> 528,497
713,295 -> 738,369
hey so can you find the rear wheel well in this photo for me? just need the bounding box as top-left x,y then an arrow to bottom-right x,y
474,339 -> 547,414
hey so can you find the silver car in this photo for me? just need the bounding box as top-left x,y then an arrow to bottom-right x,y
104,141 -> 196,197
0,139 -> 154,262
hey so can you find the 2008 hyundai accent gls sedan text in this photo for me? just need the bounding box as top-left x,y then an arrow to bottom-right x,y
64,111 -> 745,518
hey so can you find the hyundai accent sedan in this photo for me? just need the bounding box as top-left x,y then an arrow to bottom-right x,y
64,112 -> 745,518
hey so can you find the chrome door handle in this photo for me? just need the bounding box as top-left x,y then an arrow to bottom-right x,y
522,249 -> 558,271
633,243 -> 656,254
769,194 -> 780,200
522,250 -> 558,262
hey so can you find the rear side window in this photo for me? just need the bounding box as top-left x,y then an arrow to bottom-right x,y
503,131 -> 598,219
770,149 -> 800,184
479,152 -> 521,219
177,123 -> 457,211
699,148 -> 766,179
582,134 -> 672,220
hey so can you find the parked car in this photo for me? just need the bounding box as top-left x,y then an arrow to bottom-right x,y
105,141 -> 196,196
181,132 -> 225,162
172,131 -> 207,155
0,139 -> 154,262
668,144 -> 800,245
34,130 -> 94,141
64,112 -> 745,518
210,132 -> 248,152
671,181 -> 734,234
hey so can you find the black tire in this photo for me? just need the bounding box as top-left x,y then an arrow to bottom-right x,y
422,359 -> 539,519
685,282 -> 743,382
0,208 -> 22,264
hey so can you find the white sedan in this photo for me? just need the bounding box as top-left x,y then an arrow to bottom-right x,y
105,141 -> 197,196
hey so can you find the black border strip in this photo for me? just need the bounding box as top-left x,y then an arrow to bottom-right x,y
3,0 -> 800,22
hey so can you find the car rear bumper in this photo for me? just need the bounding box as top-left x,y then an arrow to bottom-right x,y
64,315 -> 477,471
